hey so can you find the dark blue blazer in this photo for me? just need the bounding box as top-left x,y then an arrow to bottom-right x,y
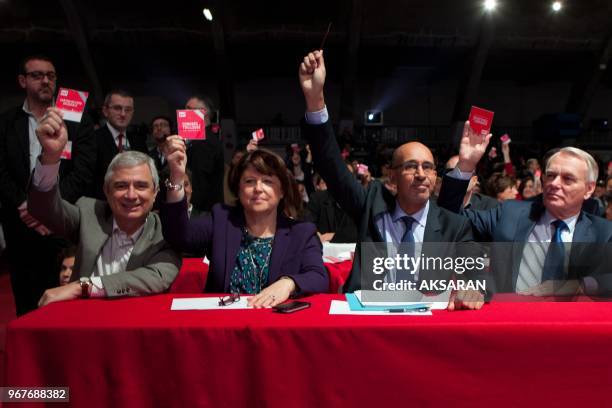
438,174 -> 612,292
160,199 -> 328,294
303,120 -> 475,293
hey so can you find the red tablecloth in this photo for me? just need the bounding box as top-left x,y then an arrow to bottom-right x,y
4,295 -> 612,407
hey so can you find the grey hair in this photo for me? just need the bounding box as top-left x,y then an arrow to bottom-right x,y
103,151 -> 159,191
546,147 -> 598,183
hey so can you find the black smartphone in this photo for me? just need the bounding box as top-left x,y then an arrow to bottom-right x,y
272,301 -> 311,314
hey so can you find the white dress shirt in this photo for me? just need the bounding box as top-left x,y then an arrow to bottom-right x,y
107,122 -> 130,150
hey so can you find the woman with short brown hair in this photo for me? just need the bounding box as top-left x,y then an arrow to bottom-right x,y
160,136 -> 328,307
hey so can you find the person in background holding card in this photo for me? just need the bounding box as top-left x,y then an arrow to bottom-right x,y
438,122 -> 612,296
0,55 -> 96,315
298,50 -> 482,310
28,109 -> 180,306
159,135 -> 328,307
182,95 -> 225,216
91,90 -> 148,200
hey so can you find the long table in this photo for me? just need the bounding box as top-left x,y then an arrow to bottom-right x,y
4,294 -> 612,407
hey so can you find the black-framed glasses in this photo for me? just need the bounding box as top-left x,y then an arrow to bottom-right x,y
218,293 -> 241,306
393,160 -> 436,175
24,71 -> 57,81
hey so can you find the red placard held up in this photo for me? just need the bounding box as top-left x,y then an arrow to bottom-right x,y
56,88 -> 89,123
469,106 -> 494,136
177,109 -> 206,140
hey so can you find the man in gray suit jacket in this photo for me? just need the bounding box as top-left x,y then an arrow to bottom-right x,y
29,107 -> 180,307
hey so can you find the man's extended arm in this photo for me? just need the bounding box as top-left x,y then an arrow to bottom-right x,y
299,50 -> 367,221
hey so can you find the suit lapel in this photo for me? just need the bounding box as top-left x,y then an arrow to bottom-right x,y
224,209 -> 244,290
269,216 -> 290,283
423,201 -> 442,242
568,212 -> 594,279
106,127 -> 120,154
369,183 -> 395,241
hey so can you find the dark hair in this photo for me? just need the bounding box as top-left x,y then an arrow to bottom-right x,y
313,173 -> 324,187
518,175 -> 535,197
185,94 -> 215,111
58,245 -> 77,262
104,89 -> 133,106
150,115 -> 172,129
486,173 -> 516,197
20,55 -> 55,75
228,149 -> 302,219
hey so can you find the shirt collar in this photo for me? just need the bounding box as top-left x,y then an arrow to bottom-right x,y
541,210 -> 578,235
111,218 -> 146,243
22,99 -> 54,119
391,200 -> 429,228
106,122 -> 125,140
22,100 -> 33,116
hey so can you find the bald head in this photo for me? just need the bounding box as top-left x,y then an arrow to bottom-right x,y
392,142 -> 435,168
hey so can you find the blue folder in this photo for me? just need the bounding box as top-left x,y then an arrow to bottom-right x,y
345,293 -> 431,312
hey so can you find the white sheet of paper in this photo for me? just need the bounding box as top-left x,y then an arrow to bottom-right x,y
354,290 -> 449,310
329,300 -> 432,316
171,296 -> 253,310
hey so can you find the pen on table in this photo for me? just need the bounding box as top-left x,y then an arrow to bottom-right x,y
386,307 -> 430,313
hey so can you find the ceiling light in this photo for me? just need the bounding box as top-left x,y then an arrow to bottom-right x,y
203,8 -> 213,21
484,0 -> 497,11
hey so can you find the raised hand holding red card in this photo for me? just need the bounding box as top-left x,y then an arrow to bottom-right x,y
469,106 -> 494,136
177,109 -> 206,140
56,88 -> 88,123
252,128 -> 265,141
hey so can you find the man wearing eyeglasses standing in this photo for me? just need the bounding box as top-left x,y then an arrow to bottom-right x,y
0,55 -> 96,315
298,50 -> 482,310
91,90 -> 148,199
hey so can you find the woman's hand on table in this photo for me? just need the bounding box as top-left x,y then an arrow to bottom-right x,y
248,277 -> 296,308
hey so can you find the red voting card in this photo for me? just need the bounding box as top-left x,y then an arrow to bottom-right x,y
252,128 -> 265,141
177,109 -> 206,140
357,164 -> 368,175
291,143 -> 300,153
56,88 -> 88,123
500,134 -> 511,144
61,141 -> 72,160
469,106 -> 494,136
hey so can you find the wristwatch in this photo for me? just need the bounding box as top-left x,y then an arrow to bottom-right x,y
164,178 -> 183,191
79,277 -> 91,298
